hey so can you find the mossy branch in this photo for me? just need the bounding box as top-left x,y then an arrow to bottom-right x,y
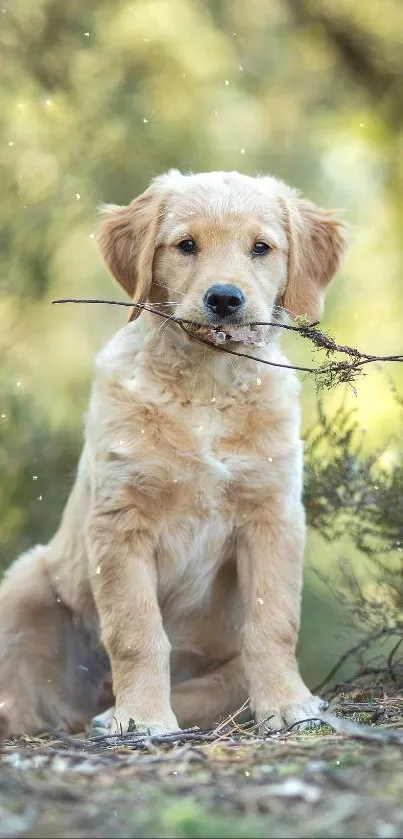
52,297 -> 403,390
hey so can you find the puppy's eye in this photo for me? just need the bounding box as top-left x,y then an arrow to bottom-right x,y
177,238 -> 197,254
251,241 -> 271,256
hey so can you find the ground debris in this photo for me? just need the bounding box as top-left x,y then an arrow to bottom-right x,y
1,699 -> 403,838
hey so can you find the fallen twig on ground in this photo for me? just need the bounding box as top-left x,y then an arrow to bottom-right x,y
319,710 -> 403,745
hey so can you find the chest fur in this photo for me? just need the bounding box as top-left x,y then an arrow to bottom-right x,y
98,384 -> 300,523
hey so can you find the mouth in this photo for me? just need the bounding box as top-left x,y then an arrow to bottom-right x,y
187,323 -> 267,348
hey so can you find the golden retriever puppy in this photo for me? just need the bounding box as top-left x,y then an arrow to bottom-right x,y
0,170 -> 346,737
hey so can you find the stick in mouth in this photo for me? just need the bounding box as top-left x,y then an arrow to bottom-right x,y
190,324 -> 268,347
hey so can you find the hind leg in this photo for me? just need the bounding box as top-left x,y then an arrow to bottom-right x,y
91,705 -> 116,732
0,545 -> 106,736
171,656 -> 248,730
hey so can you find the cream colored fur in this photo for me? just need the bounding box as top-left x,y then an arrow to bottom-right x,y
0,170 -> 347,736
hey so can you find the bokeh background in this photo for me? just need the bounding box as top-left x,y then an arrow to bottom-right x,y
1,0 -> 403,687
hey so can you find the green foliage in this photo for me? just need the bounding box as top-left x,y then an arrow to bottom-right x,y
304,396 -> 403,683
0,374 -> 78,563
305,399 -> 403,567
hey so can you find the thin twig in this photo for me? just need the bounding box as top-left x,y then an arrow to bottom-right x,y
387,637 -> 403,683
284,717 -> 327,732
53,728 -> 236,751
89,725 -> 200,743
52,297 -> 403,386
178,322 -> 316,373
313,627 -> 393,694
52,298 -> 320,373
53,298 -> 196,326
319,710 -> 403,745
52,298 -> 317,333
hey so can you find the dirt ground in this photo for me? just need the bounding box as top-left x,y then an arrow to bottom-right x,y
1,694 -> 403,839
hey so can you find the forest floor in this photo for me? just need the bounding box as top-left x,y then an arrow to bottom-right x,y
1,687 -> 403,839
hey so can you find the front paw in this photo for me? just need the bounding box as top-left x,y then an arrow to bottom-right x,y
111,708 -> 180,737
257,695 -> 328,733
113,719 -> 181,737
91,705 -> 181,736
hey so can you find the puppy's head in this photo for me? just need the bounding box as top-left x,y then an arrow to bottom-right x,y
97,171 -> 347,332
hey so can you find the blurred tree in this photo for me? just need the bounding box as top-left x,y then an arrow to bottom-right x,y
286,0 -> 403,127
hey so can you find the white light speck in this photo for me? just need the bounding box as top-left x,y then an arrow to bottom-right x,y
238,64 -> 244,71
140,428 -> 145,434
16,381 -> 22,388
257,597 -> 264,605
45,99 -> 52,106
0,701 -> 4,708
84,31 -> 90,37
56,597 -> 61,603
245,770 -> 250,776
359,123 -> 364,127
89,233 -> 95,239
1,414 -> 6,419
142,118 -> 149,124
32,475 -> 38,480
96,566 -> 101,575
37,495 -> 43,501
256,377 -> 261,386
267,457 -> 273,462
8,141 -> 14,147
76,193 -> 81,200
198,425 -> 203,431
119,440 -> 124,445
173,479 -> 178,484
224,79 -> 230,86
211,397 -> 216,403
240,148 -> 245,155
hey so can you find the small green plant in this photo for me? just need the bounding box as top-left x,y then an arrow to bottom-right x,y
304,394 -> 403,692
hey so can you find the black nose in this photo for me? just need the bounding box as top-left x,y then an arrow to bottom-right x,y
204,284 -> 245,320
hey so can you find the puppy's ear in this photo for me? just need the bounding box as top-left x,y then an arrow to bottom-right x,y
96,186 -> 164,320
280,196 -> 348,322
